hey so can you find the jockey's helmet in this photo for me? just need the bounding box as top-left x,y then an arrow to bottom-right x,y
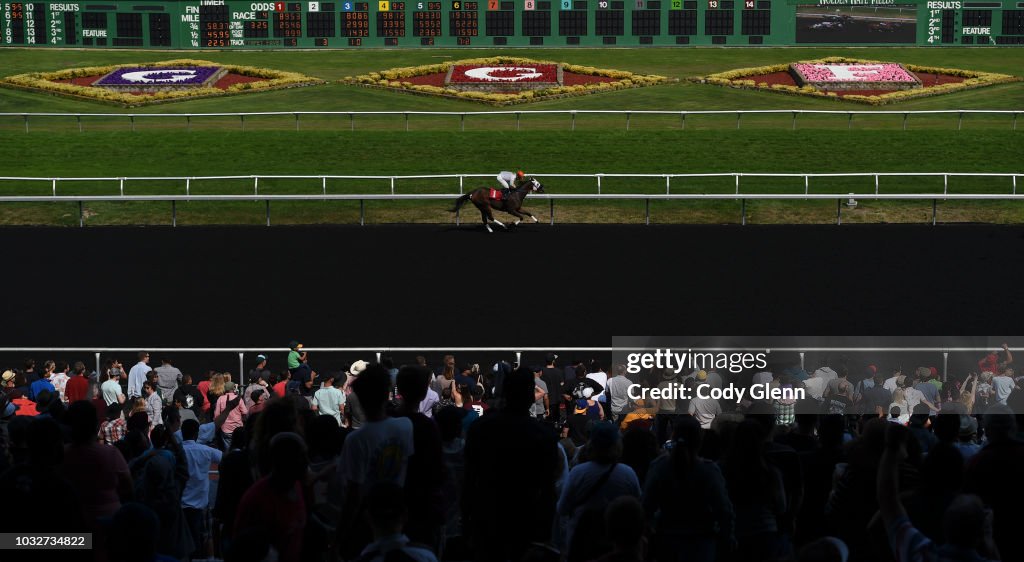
516,170 -> 525,179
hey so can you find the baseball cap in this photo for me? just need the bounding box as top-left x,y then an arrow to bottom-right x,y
545,353 -> 558,364
256,354 -> 267,363
348,360 -> 368,377
531,365 -> 544,373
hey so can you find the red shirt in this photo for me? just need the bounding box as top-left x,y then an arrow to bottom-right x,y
65,375 -> 89,403
273,381 -> 287,398
234,477 -> 306,562
13,396 -> 38,416
197,380 -> 211,412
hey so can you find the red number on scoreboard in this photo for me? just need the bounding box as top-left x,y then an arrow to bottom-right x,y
275,2 -> 286,11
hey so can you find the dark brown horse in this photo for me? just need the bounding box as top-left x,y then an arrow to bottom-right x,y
449,177 -> 545,233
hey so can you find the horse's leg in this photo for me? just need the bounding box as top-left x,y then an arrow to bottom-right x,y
519,208 -> 540,223
476,201 -> 493,233
507,208 -> 526,226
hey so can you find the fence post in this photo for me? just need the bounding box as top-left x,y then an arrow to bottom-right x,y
186,177 -> 190,197
792,111 -> 797,131
172,199 -> 177,227
736,112 -> 741,130
836,198 -> 842,225
847,112 -> 853,130
52,178 -> 57,197
254,176 -> 259,196
799,351 -> 805,370
571,111 -> 576,131
902,113 -> 908,131
77,115 -> 82,133
295,113 -> 300,131
130,115 -> 135,132
681,112 -> 686,130
944,174 -> 948,196
942,352 -> 948,382
1014,175 -> 1017,195
23,114 -> 28,133
735,174 -> 740,195
1014,112 -> 1018,131
240,114 -> 245,131
549,199 -> 554,225
597,175 -> 602,195
186,115 -> 191,132
390,177 -> 395,195
350,113 -> 354,131
958,112 -> 963,131
460,113 -> 465,132
322,176 -> 327,199
626,112 -> 631,131
404,112 -> 409,132
875,174 -> 879,195
78,201 -> 84,227
120,178 -> 124,197
360,199 -> 365,226
459,176 -> 464,194
932,199 -> 937,226
741,198 -> 746,225
665,175 -> 670,195
645,198 -> 650,226
95,352 -> 101,380
516,112 -> 521,131
804,175 -> 809,195
265,200 -> 270,227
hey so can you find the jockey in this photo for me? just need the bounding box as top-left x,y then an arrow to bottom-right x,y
496,170 -> 525,197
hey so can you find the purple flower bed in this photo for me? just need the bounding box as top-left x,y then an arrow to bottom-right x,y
95,66 -> 222,87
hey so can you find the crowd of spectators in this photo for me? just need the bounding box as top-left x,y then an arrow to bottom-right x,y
1,344 -> 1023,562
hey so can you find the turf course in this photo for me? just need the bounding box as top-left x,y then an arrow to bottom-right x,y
0,47 -> 1021,225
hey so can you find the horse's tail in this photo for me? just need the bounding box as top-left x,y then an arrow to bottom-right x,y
449,192 -> 472,213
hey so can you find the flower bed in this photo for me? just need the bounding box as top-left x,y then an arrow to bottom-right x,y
699,57 -> 1019,105
0,59 -> 324,107
445,64 -> 561,92
343,56 -> 669,106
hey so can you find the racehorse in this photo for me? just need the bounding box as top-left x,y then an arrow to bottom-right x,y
448,176 -> 545,233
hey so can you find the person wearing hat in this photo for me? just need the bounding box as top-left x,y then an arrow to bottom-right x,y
343,360 -> 369,430
496,169 -> 526,198
955,416 -> 982,460
286,341 -> 311,382
243,368 -> 272,411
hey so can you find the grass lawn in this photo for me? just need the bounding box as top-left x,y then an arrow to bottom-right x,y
0,47 -> 1021,225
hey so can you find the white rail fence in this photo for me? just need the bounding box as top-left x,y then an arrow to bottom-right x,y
0,346 -> 1003,384
1,109 -> 1020,131
0,172 -> 1020,225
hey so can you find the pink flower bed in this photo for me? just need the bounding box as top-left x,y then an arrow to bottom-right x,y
449,64 -> 558,84
792,63 -> 917,83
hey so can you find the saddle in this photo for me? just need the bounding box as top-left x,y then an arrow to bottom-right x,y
487,188 -> 506,201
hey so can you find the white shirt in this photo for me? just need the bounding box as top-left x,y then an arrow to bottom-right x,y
904,386 -> 925,412
313,385 -> 346,426
803,377 -> 826,400
127,361 -> 150,398
586,371 -> 608,400
497,171 -> 517,184
992,375 -> 1016,404
752,372 -> 773,386
50,372 -> 69,402
814,367 -> 838,388
883,376 -> 900,393
101,378 -> 122,406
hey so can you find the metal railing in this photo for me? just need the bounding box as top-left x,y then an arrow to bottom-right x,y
0,346 -> 1006,384
1,109 -> 1020,132
0,172 -> 1020,226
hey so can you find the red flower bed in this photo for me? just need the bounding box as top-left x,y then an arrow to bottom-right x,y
53,72 -> 266,95
735,70 -> 966,98
449,64 -> 558,84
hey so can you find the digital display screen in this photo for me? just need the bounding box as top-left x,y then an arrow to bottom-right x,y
796,4 -> 917,43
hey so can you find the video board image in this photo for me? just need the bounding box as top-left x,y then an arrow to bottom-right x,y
796,4 -> 917,43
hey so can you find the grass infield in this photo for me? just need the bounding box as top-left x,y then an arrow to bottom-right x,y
0,47 -> 1021,225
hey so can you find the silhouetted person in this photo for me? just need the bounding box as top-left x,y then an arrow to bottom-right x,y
463,367 -> 560,562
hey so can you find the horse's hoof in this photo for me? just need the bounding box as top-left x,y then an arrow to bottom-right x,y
532,216 -> 539,223
486,225 -> 493,233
